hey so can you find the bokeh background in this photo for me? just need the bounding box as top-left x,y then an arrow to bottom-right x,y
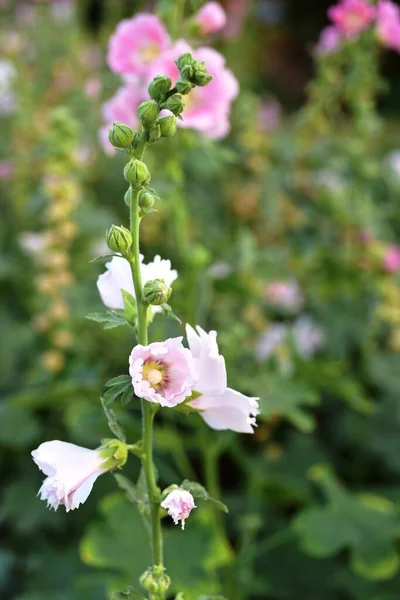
1,0 -> 400,599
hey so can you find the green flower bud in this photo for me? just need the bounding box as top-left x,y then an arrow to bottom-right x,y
165,94 -> 185,115
143,279 -> 171,306
140,567 -> 171,594
148,75 -> 172,101
176,79 -> 194,95
98,439 -> 129,470
149,123 -> 161,143
137,100 -> 160,127
124,159 -> 151,187
176,52 -> 194,70
140,570 -> 158,593
106,224 -> 132,254
180,64 -> 195,81
139,190 -> 155,215
124,186 -> 133,207
108,122 -> 135,148
194,71 -> 213,86
159,116 -> 177,138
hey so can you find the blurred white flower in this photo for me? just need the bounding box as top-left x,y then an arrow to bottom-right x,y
292,316 -> 325,358
0,59 -> 16,116
256,324 -> 287,361
386,150 -> 400,179
19,232 -> 47,255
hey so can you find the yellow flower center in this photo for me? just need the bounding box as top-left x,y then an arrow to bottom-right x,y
138,44 -> 160,64
142,360 -> 165,389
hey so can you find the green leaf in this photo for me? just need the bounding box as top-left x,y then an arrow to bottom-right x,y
89,253 -> 121,263
101,398 -> 126,442
160,303 -> 182,324
110,585 -> 144,599
122,290 -> 137,324
292,465 -> 400,580
103,375 -> 133,406
86,310 -> 127,330
180,480 -> 228,513
113,474 -> 140,505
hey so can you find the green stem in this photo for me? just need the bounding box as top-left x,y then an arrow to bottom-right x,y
129,177 -> 164,571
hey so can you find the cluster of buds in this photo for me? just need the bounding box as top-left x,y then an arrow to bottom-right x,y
140,565 -> 171,596
175,52 -> 212,95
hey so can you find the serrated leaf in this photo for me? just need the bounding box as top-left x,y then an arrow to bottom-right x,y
160,303 -> 182,324
180,480 -> 228,513
101,398 -> 126,442
86,310 -> 127,330
103,375 -> 132,406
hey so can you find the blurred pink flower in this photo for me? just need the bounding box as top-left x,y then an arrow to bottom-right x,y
264,280 -> 303,312
376,1 -> 400,52
194,1 -> 227,34
382,245 -> 400,272
315,25 -> 343,54
257,98 -> 281,131
328,0 -> 376,36
0,160 -> 13,179
85,77 -> 101,99
223,0 -> 250,39
161,489 -> 196,529
100,82 -> 145,153
129,338 -> 196,407
149,41 -> 239,139
107,13 -> 170,77
186,325 -> 259,433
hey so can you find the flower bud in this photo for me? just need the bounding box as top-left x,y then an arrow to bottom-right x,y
180,64 -> 195,81
106,225 -> 132,255
149,123 -> 161,143
108,122 -> 135,148
139,190 -> 155,215
143,279 -> 171,305
140,567 -> 171,594
137,100 -> 160,127
159,116 -> 177,138
176,52 -> 194,70
124,186 -> 133,207
176,79 -> 193,95
165,94 -> 185,115
194,71 -> 213,86
124,159 -> 151,187
148,75 -> 172,101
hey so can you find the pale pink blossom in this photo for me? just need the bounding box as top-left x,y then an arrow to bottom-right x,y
264,280 -> 303,312
0,160 -> 13,179
194,2 -> 227,34
129,337 -> 196,407
382,245 -> 400,272
315,25 -> 343,55
186,325 -> 259,433
161,489 -> 196,529
292,316 -> 325,358
32,441 -> 108,511
97,255 -> 177,314
100,82 -> 144,154
256,324 -> 287,361
328,0 -> 376,36
107,13 -> 170,77
85,77 -> 101,99
376,1 -> 400,52
148,41 -> 239,139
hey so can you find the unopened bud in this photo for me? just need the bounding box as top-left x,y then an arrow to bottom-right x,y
165,94 -> 185,115
194,71 -> 212,86
143,279 -> 171,306
139,190 -> 155,215
124,187 -> 133,207
98,439 -> 129,470
106,225 -> 132,254
149,123 -> 161,143
140,567 -> 171,594
176,79 -> 193,95
148,75 -> 172,101
159,116 -> 177,138
108,122 -> 135,148
176,52 -> 194,70
124,159 -> 151,187
180,64 -> 195,81
137,100 -> 160,127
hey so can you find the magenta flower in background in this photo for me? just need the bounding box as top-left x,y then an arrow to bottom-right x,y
315,25 -> 343,55
382,245 -> 400,273
376,0 -> 400,52
328,0 -> 376,36
161,489 -> 196,529
100,82 -> 144,153
194,1 -> 227,34
107,13 -> 170,77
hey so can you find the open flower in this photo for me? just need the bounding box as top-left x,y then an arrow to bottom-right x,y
107,13 -> 170,77
328,0 -> 376,37
186,325 -> 259,433
376,1 -> 400,53
161,489 -> 196,529
129,337 -> 196,407
194,1 -> 227,34
382,245 -> 400,273
32,441 -> 109,512
97,255 -> 177,313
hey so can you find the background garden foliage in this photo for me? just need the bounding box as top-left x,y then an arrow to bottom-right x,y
1,0 -> 400,598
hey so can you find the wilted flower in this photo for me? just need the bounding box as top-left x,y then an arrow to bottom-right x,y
161,489 -> 196,529
31,441 -> 109,511
129,337 -> 196,407
376,1 -> 400,53
328,0 -> 376,36
315,25 -> 343,55
382,245 -> 400,273
194,1 -> 227,34
186,325 -> 259,433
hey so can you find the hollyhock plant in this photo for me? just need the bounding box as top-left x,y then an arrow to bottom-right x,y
107,13 -> 170,77
315,25 -> 343,55
129,337 -> 196,407
376,0 -> 400,53
97,255 -> 177,313
100,82 -> 145,154
382,245 -> 400,273
186,325 -> 259,433
161,489 -> 196,529
194,1 -> 227,34
32,441 -> 110,511
328,0 -> 376,37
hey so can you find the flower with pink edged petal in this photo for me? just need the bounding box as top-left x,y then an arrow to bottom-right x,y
107,13 -> 170,77
186,325 -> 259,433
129,337 -> 196,407
148,41 -> 239,139
382,245 -> 400,273
100,82 -> 145,154
376,1 -> 400,53
328,0 -> 376,37
315,25 -> 343,55
161,489 -> 196,529
194,1 -> 227,35
31,441 -> 109,512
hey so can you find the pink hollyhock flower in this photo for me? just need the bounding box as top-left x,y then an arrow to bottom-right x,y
376,1 -> 400,52
0,160 -> 13,179
32,441 -> 108,511
107,13 -> 170,77
315,25 -> 343,54
328,0 -> 376,37
264,280 -> 303,312
100,82 -> 145,154
186,325 -> 259,433
129,337 -> 196,407
97,255 -> 177,314
148,41 -> 239,139
382,245 -> 400,272
161,489 -> 196,529
194,1 -> 227,34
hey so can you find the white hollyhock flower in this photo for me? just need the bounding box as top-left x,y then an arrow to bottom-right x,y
186,325 -> 259,433
97,255 -> 177,313
161,489 -> 196,529
32,441 -> 109,512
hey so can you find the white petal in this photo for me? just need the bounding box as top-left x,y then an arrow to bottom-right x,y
193,388 -> 259,433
